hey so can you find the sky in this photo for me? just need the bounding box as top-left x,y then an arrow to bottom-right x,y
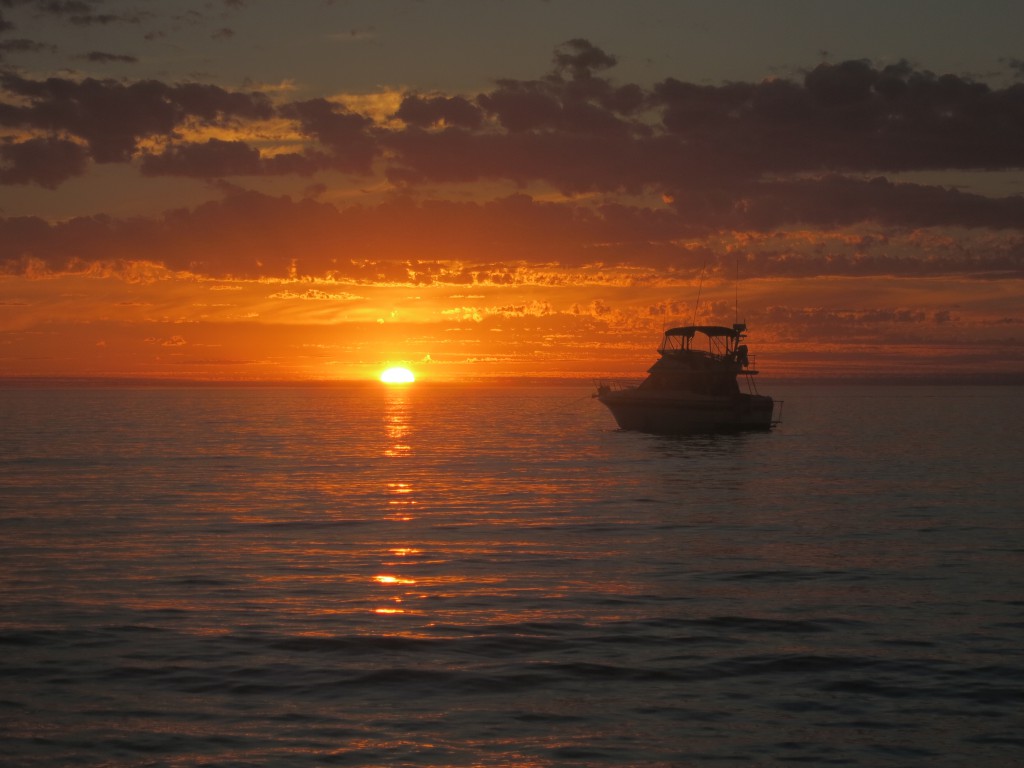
1,0 -> 1023,382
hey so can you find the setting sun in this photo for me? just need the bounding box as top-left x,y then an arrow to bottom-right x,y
379,367 -> 415,384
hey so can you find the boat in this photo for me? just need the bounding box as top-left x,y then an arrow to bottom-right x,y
595,323 -> 780,433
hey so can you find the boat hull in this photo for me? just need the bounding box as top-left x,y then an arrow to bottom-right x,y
598,391 -> 775,433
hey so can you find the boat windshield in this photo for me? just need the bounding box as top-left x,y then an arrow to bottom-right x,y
659,325 -> 745,357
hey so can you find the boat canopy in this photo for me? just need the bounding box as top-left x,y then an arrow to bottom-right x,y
664,324 -> 745,339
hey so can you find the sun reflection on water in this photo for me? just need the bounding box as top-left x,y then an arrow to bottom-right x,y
383,389 -> 413,459
375,389 -> 423,616
389,547 -> 421,557
373,575 -> 416,585
383,390 -> 417,521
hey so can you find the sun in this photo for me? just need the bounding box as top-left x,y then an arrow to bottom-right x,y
379,366 -> 415,384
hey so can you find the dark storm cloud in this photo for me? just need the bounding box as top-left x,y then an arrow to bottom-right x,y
654,58 -> 1024,175
0,72 -> 273,162
0,135 -> 87,186
2,39 -> 1024,274
384,49 -> 1024,229
666,175 -> 1024,232
140,138 -> 263,177
388,49 -> 1024,238
382,127 -> 661,195
279,98 -> 377,173
476,80 -> 640,137
473,42 -> 646,137
3,187 -> 1021,282
394,94 -> 482,129
0,73 -> 369,180
553,38 -> 618,78
139,139 -> 323,178
0,190 -> 628,278
4,41 -> 1022,195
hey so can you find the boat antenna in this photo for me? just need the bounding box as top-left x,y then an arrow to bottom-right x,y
691,260 -> 706,326
734,254 -> 739,325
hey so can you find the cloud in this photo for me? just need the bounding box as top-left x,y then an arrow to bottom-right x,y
278,98 -> 377,173
80,50 -> 137,64
441,300 -> 554,323
381,49 -> 1024,227
659,55 -> 1021,180
3,186 -> 1020,285
0,38 -> 57,59
394,93 -> 482,129
41,0 -> 144,27
553,38 -> 618,79
4,42 -> 1024,233
140,138 -> 265,177
0,136 -> 89,187
0,72 -> 274,162
1,42 -> 1024,284
666,175 -> 1024,232
269,288 -> 363,301
145,335 -> 187,347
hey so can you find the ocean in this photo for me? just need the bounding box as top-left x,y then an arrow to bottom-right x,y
1,382 -> 1021,767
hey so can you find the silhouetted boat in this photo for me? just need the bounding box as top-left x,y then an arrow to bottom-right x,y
595,323 -> 780,433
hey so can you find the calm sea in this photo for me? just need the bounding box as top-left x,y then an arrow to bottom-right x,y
1,383 -> 1021,767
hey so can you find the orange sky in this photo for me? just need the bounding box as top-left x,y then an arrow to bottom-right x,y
1,3 -> 1023,383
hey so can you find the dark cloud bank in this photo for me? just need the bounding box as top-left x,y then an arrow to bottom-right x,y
2,39 -> 1024,280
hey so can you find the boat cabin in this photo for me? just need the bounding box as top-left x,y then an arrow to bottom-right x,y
639,324 -> 756,396
658,324 -> 751,364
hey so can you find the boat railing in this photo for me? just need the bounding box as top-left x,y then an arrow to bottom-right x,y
594,378 -> 642,394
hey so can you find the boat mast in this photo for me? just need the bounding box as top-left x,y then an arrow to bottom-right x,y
691,261 -> 706,327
